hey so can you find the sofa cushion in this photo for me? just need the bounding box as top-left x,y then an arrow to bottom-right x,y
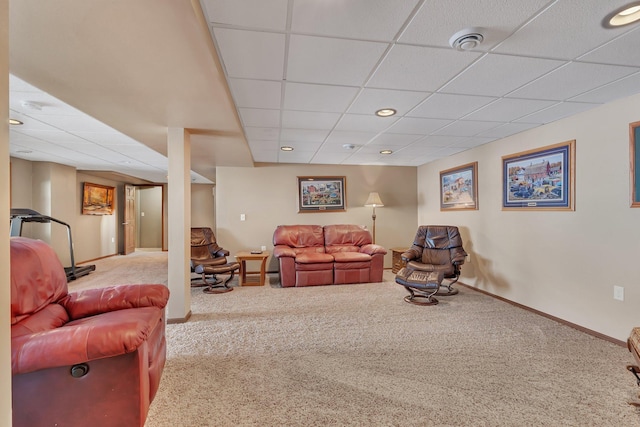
332,252 -> 371,263
273,225 -> 325,248
324,224 -> 371,247
295,252 -> 334,264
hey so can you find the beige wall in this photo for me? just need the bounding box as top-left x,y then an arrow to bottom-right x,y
417,92 -> 640,342
216,164 -> 418,270
191,183 -> 216,230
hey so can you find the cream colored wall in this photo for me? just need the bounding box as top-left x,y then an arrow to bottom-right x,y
417,92 -> 640,342
191,183 -> 216,230
216,164 -> 417,270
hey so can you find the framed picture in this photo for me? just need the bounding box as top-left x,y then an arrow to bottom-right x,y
630,121 -> 640,207
440,161 -> 478,211
502,140 -> 575,211
82,182 -> 115,215
297,176 -> 346,212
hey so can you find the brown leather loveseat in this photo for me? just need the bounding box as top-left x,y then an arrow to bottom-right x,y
10,237 -> 169,427
273,224 -> 387,287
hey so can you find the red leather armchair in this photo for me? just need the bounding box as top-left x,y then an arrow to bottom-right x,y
10,237 -> 169,427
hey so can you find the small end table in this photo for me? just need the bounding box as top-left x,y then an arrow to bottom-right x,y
234,251 -> 270,286
391,247 -> 409,273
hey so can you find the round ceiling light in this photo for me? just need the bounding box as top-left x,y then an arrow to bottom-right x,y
375,108 -> 397,117
280,146 -> 294,151
9,118 -> 23,125
449,27 -> 485,51
380,150 -> 393,155
603,2 -> 640,28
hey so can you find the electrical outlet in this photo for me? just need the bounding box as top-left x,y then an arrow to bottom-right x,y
613,285 -> 624,301
240,214 -> 246,221
261,245 -> 267,251
111,237 -> 115,243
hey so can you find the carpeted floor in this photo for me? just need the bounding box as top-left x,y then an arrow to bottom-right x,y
72,252 -> 640,426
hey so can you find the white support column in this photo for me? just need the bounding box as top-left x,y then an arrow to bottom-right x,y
1,0 -> 12,424
167,128 -> 191,322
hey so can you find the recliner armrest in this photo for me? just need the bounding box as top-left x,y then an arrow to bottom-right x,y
401,249 -> 421,262
11,306 -> 164,375
61,284 -> 169,320
450,247 -> 467,264
273,245 -> 296,258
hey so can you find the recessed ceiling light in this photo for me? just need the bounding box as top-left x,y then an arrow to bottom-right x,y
9,118 -> 23,125
603,2 -> 640,28
380,150 -> 393,155
375,108 -> 396,117
280,146 -> 294,151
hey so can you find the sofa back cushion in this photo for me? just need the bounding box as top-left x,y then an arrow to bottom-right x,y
10,237 -> 69,325
324,224 -> 371,253
273,225 -> 325,248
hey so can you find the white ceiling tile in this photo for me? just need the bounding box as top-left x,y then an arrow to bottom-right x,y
477,122 -> 541,139
434,120 -> 503,137
284,83 -> 359,113
239,108 -> 280,128
324,131 -> 377,145
493,0 -> 635,60
368,133 -> 423,147
202,0 -> 288,30
250,150 -> 279,163
450,137 -> 496,149
570,71 -> 640,103
442,54 -> 565,97
278,151 -> 315,163
310,152 -> 352,164
399,0 -> 549,49
464,98 -> 558,122
514,101 -> 601,124
248,140 -> 279,151
279,128 -> 330,143
229,79 -> 282,109
214,28 -> 285,80
418,135 -> 468,147
387,117 -> 452,135
348,88 -> 428,115
408,93 -> 496,119
434,146 -> 469,157
579,27 -> 640,67
244,127 -> 280,141
72,131 -> 141,146
12,129 -> 93,145
291,0 -> 419,41
281,110 -> 341,130
368,45 -> 482,91
508,62 -> 638,100
287,35 -> 388,86
335,114 -> 397,132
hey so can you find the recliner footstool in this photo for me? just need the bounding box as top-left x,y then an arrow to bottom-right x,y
194,262 -> 240,294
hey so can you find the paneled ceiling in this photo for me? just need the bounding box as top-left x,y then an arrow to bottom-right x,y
8,0 -> 640,183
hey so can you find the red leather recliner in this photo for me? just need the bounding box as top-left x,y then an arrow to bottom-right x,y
10,237 -> 169,427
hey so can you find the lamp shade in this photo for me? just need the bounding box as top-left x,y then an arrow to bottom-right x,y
364,192 -> 384,207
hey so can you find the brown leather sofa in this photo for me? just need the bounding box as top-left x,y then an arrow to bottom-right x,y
10,237 -> 169,427
273,224 -> 387,287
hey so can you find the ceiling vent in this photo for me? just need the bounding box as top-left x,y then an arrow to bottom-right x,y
449,27 -> 485,51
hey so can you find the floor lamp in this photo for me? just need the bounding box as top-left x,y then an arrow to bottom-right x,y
364,192 -> 384,244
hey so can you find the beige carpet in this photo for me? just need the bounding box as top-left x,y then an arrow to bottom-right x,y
71,253 -> 640,426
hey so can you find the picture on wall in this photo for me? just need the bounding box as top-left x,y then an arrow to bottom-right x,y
502,140 -> 575,211
82,182 -> 115,215
440,161 -> 478,211
630,120 -> 640,207
297,176 -> 346,212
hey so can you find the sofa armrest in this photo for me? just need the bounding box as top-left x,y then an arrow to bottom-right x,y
61,284 -> 169,320
359,244 -> 388,256
273,245 -> 296,258
11,306 -> 163,375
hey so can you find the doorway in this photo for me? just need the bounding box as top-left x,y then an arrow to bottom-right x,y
135,186 -> 163,250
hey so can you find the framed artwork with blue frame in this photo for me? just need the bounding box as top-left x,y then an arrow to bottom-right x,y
631,121 -> 640,208
502,140 -> 575,211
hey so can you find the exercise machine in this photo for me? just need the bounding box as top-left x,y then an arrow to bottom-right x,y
9,208 -> 96,281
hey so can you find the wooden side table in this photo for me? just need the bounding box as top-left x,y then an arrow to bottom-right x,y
235,251 -> 270,286
391,247 -> 409,274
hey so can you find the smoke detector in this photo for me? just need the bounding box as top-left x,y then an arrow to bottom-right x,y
449,27 -> 485,51
342,143 -> 356,150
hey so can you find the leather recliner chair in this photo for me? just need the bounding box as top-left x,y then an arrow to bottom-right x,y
10,237 -> 169,427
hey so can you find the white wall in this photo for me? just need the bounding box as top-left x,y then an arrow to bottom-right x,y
417,92 -> 640,342
216,164 -> 418,271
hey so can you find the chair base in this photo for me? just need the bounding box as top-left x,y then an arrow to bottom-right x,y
404,293 -> 439,306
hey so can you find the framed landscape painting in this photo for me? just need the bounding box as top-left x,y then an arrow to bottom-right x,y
440,161 -> 478,211
502,140 -> 575,211
82,182 -> 115,215
298,176 -> 346,212
630,120 -> 640,207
